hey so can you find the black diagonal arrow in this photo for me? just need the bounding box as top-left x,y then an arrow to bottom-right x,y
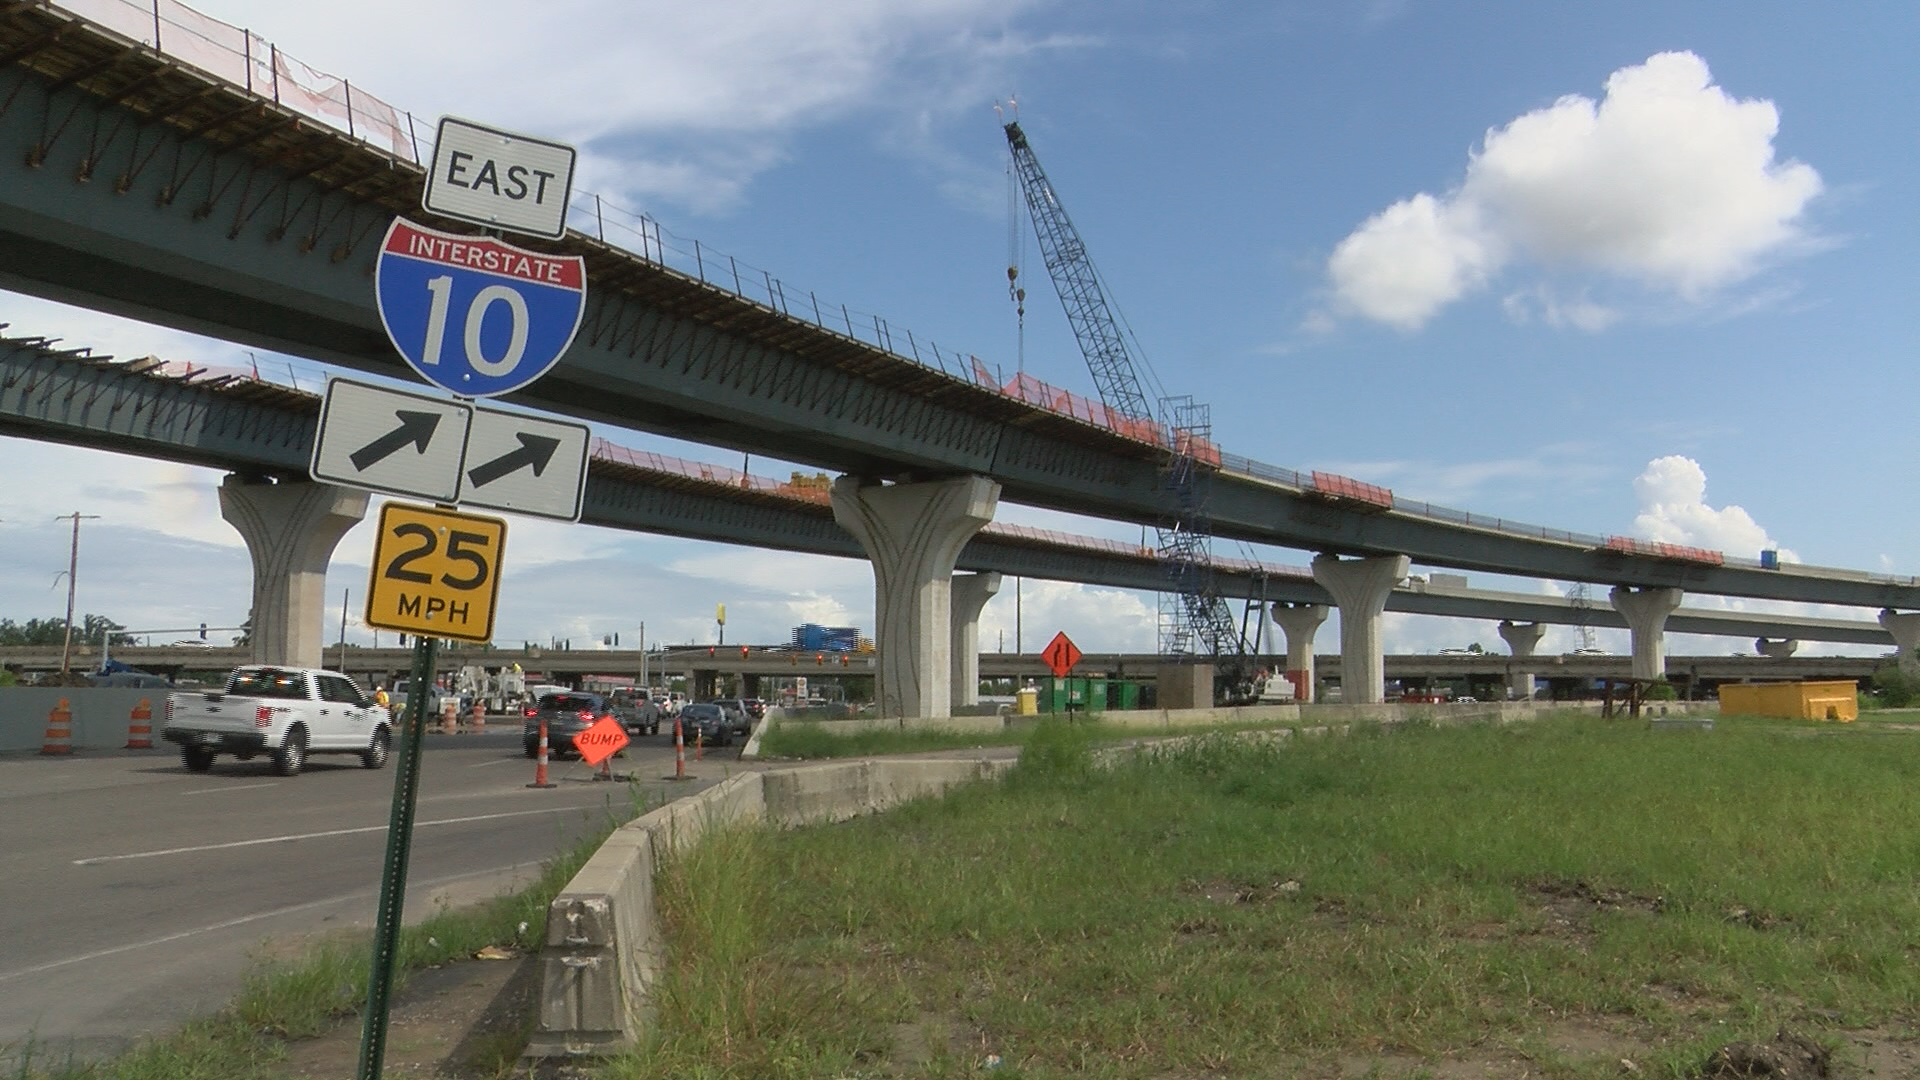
348,410 -> 443,471
466,432 -> 561,487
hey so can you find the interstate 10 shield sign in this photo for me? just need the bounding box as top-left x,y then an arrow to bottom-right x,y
374,217 -> 586,398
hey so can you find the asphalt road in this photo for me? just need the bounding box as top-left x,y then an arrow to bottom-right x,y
0,728 -> 759,1064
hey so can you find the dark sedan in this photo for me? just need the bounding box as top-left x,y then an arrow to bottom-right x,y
673,703 -> 733,747
523,691 -> 611,758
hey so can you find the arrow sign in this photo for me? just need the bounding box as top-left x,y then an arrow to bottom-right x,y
1043,631 -> 1082,678
349,410 -> 445,471
455,405 -> 590,521
466,432 -> 560,488
311,378 -> 472,503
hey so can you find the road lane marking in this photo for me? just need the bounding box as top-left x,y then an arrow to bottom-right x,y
0,865 -> 516,983
72,805 -> 593,865
182,782 -> 278,795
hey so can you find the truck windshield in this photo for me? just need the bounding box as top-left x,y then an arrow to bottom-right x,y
228,669 -> 308,699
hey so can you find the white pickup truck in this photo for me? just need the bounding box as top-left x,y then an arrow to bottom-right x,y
162,665 -> 393,776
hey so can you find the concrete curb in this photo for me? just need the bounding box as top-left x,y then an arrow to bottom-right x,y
527,756 -> 1014,1058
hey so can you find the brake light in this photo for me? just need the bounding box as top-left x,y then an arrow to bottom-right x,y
577,710 -> 595,722
523,706 -> 536,717
164,698 -> 175,723
254,705 -> 273,729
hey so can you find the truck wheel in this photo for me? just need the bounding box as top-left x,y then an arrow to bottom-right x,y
361,726 -> 391,770
275,726 -> 309,777
182,746 -> 215,773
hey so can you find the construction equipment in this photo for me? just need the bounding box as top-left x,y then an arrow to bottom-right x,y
1002,114 -> 1257,703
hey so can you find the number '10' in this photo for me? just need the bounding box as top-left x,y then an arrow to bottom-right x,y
420,275 -> 528,376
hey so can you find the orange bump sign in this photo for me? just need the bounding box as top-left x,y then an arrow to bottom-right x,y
365,502 -> 507,644
573,713 -> 629,767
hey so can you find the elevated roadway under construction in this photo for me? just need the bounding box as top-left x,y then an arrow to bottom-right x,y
0,334 -> 1896,665
3,5 -> 1918,710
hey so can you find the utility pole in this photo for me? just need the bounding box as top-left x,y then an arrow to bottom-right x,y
54,512 -> 101,677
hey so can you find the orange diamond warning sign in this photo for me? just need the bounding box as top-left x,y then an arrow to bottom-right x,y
573,712 -> 629,767
1042,631 -> 1082,678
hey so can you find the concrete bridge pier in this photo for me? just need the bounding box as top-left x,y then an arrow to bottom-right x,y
949,572 -> 1002,708
1754,637 -> 1799,659
1269,602 -> 1328,702
1877,609 -> 1920,674
1311,554 -> 1410,705
1497,620 -> 1548,702
1609,586 -> 1683,682
218,476 -> 368,668
831,475 -> 999,719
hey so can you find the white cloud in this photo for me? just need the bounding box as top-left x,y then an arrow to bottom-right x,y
1323,51 -> 1823,331
1630,454 -> 1795,561
185,0 -> 1045,215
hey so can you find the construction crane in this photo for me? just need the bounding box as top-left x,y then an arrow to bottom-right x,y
1002,115 -> 1257,703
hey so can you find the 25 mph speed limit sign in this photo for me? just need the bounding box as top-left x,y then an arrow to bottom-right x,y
365,503 -> 507,644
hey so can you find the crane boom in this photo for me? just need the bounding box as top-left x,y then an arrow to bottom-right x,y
1003,122 -> 1156,424
1003,119 -> 1253,696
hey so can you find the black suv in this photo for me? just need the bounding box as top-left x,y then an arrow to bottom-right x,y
522,691 -> 609,757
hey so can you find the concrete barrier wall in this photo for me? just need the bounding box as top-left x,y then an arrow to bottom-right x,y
0,688 -> 169,752
527,757 -> 1012,1059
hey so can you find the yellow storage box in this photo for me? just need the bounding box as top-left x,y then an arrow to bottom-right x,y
1718,680 -> 1857,722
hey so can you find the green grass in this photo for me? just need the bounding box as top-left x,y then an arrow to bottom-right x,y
755,712 -> 1292,760
608,714 -> 1920,1079
6,787 -> 653,1080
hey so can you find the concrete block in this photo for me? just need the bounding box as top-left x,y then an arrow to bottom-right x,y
762,760 -> 874,826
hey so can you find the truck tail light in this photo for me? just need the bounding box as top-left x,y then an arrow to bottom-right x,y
255,705 -> 273,729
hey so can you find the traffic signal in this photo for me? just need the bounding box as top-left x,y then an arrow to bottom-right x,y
815,653 -> 823,666
740,645 -> 749,659
198,622 -> 208,640
708,646 -> 716,658
398,633 -> 409,646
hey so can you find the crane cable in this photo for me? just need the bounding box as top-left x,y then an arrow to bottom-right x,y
1006,145 -> 1027,376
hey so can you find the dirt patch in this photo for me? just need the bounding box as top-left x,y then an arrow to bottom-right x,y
1699,1030 -> 1833,1079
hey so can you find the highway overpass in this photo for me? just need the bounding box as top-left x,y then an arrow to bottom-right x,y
2,7 -> 1918,615
0,334 -> 1896,656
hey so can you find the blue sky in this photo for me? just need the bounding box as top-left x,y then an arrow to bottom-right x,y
1,0 -> 1913,662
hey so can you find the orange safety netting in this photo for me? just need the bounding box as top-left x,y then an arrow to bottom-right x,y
1602,537 -> 1726,565
1308,471 -> 1394,509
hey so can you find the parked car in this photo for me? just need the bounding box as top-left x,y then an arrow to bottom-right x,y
709,699 -> 753,736
674,702 -> 733,747
609,687 -> 660,735
523,691 -> 612,758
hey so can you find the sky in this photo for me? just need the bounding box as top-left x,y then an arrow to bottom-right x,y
2,0 -> 1915,665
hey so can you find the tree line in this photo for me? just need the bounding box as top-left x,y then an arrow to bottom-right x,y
0,615 -> 134,647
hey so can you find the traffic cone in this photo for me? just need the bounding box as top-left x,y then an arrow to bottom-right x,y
526,718 -> 556,789
468,699 -> 486,732
668,716 -> 687,780
125,698 -> 154,749
440,699 -> 457,734
41,698 -> 72,755
695,730 -> 704,761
